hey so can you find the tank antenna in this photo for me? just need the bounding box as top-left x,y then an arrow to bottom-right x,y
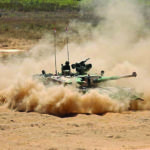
66,26 -> 69,62
54,28 -> 57,75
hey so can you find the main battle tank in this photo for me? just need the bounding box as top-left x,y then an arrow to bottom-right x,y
34,27 -> 143,102
34,58 -> 143,102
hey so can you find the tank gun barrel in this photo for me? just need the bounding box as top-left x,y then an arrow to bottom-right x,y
119,72 -> 137,78
93,72 -> 137,83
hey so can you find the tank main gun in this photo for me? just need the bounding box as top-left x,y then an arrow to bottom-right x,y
76,72 -> 137,87
93,72 -> 137,83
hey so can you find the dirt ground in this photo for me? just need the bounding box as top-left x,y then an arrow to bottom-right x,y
1,7 -> 150,150
0,30 -> 150,150
0,105 -> 150,150
0,10 -> 85,50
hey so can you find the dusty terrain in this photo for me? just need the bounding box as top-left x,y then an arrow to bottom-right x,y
0,106 -> 150,150
1,1 -> 150,149
0,10 -> 89,50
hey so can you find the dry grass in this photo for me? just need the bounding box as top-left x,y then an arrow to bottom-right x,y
0,10 -> 80,50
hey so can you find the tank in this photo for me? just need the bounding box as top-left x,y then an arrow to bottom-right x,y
33,58 -> 143,102
33,28 -> 143,102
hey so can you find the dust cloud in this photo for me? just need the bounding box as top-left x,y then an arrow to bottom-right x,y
0,0 -> 150,116
2,79 -> 129,116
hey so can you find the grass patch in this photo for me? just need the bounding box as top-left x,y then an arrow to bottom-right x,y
0,0 -> 149,11
0,0 -> 83,11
